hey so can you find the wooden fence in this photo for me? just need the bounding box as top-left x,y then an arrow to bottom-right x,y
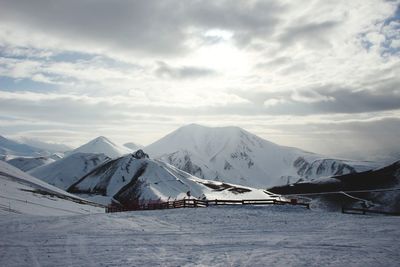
105,198 -> 310,213
341,207 -> 400,216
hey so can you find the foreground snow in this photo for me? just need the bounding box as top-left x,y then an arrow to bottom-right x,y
0,206 -> 399,266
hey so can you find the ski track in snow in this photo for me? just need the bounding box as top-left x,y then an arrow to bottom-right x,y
0,205 -> 399,266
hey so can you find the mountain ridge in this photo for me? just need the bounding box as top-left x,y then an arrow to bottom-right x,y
145,124 -> 379,188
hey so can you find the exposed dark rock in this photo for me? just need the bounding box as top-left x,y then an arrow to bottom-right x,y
224,161 -> 232,170
132,149 -> 149,159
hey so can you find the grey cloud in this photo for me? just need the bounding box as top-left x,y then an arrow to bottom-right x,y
259,117 -> 400,161
256,56 -> 293,69
0,0 -> 187,55
188,0 -> 284,47
231,82 -> 400,115
1,90 -> 399,161
279,20 -> 340,48
309,85 -> 400,114
0,0 -> 284,55
154,61 -> 217,79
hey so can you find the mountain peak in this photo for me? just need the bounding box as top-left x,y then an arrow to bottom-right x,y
91,136 -> 113,144
179,124 -> 242,133
71,136 -> 131,158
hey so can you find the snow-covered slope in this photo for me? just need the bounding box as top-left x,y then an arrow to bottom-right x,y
7,156 -> 55,172
0,161 -> 103,215
29,153 -> 110,190
145,124 -> 379,188
0,135 -> 46,158
70,136 -> 132,158
68,150 -> 281,206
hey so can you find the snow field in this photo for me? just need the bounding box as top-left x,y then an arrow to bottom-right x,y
0,206 -> 399,266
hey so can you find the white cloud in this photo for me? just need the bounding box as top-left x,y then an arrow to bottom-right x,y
0,0 -> 399,158
263,98 -> 287,107
291,90 -> 335,104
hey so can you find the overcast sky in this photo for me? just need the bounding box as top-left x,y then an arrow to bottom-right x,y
0,0 -> 399,160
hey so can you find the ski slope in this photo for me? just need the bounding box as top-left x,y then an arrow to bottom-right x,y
0,161 -> 103,216
0,206 -> 398,266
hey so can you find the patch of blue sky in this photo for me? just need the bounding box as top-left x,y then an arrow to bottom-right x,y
380,4 -> 400,56
51,51 -> 96,63
0,46 -> 52,60
358,32 -> 374,52
0,47 -> 28,60
51,51 -> 142,70
383,4 -> 400,26
96,55 -> 142,69
0,76 -> 58,92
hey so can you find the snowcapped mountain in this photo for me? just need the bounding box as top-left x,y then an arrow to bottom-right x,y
29,152 -> 110,190
0,160 -> 102,215
0,135 -> 46,158
145,124 -> 379,188
70,136 -> 132,158
7,156 -> 55,172
123,142 -> 143,151
68,150 -> 280,206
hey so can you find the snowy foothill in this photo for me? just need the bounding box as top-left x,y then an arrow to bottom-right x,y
29,152 -> 110,190
0,206 -> 399,266
0,161 -> 103,216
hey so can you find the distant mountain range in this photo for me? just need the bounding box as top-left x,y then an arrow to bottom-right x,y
1,124 -> 399,212
1,124 -> 395,193
15,137 -> 72,154
0,135 -> 70,160
0,135 -> 46,158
